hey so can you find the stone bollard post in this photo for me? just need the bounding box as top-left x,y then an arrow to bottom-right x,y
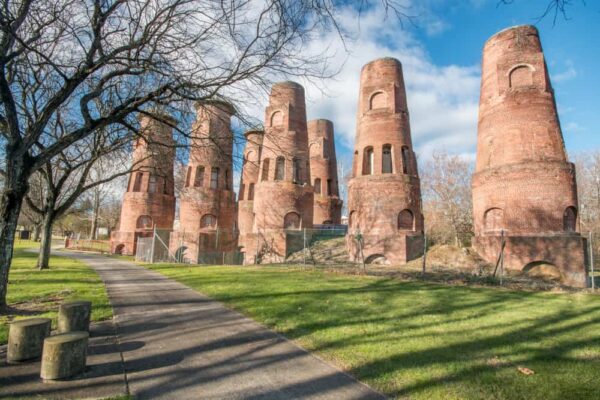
58,301 -> 92,332
40,332 -> 89,380
7,318 -> 51,363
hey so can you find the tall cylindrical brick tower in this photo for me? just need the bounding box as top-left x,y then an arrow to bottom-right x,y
250,81 -> 314,262
472,25 -> 586,286
111,113 -> 176,255
237,129 -> 264,252
308,119 -> 342,225
170,101 -> 238,263
346,57 -> 424,264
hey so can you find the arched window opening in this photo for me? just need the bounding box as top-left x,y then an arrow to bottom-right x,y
349,211 -> 358,230
293,158 -> 301,183
185,167 -> 192,187
200,214 -> 217,229
398,209 -> 414,230
133,172 -> 143,192
210,167 -> 219,189
484,208 -> 503,233
309,143 -> 318,158
261,159 -> 270,181
239,183 -> 245,201
225,169 -> 230,190
271,111 -> 283,127
362,147 -> 374,175
369,92 -> 386,110
194,166 -> 204,187
563,206 -> 577,232
284,212 -> 301,230
148,175 -> 157,193
509,65 -> 534,88
136,215 -> 153,230
382,144 -> 393,174
275,157 -> 285,181
326,179 -> 332,195
248,183 -> 255,200
314,178 -> 321,194
401,146 -> 410,174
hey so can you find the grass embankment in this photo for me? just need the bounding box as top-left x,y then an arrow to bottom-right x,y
0,240 -> 112,344
147,263 -> 600,400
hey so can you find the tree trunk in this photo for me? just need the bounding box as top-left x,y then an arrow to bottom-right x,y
90,190 -> 99,240
33,223 -> 42,241
0,162 -> 30,309
37,211 -> 55,270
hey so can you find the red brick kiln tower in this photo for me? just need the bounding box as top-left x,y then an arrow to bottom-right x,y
472,25 -> 587,286
111,113 -> 176,255
170,101 -> 238,263
237,129 -> 264,251
308,119 -> 343,225
248,81 -> 314,262
346,57 -> 424,264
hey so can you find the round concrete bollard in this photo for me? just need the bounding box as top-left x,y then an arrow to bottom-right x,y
57,301 -> 92,333
7,318 -> 51,363
40,332 -> 89,380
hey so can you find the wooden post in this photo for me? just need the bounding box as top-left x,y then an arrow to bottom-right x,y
422,231 -> 427,275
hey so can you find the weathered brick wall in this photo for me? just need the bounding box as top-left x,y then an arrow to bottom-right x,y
238,130 -> 264,251
472,25 -> 586,287
175,101 -> 238,254
346,57 -> 424,264
111,114 -> 176,255
251,82 -> 314,260
308,119 -> 343,224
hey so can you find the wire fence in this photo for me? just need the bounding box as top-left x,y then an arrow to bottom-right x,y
65,238 -> 110,253
119,224 -> 598,290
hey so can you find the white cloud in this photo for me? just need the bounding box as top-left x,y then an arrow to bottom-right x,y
553,60 -> 577,82
294,4 -> 480,166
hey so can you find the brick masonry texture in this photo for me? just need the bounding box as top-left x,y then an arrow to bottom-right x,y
346,57 -> 424,265
247,81 -> 315,262
308,119 -> 343,225
472,25 -> 587,287
238,129 -> 264,252
110,114 -> 176,255
170,101 -> 238,263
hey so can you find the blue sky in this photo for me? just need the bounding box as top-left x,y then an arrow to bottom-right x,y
294,0 -> 600,172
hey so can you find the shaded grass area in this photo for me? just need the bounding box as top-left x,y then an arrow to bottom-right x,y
147,263 -> 600,399
0,241 -> 112,344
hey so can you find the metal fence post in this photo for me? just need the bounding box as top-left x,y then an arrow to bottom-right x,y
422,232 -> 427,275
303,228 -> 307,269
150,225 -> 157,263
590,231 -> 595,290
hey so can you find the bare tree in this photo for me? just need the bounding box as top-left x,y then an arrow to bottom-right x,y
499,0 -> 587,24
0,0 -> 410,308
421,152 -> 474,247
25,124 -> 131,270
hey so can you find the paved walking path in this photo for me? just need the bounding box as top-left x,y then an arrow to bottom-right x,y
62,251 -> 384,399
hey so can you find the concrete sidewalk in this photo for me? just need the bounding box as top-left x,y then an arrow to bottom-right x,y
57,251 -> 384,399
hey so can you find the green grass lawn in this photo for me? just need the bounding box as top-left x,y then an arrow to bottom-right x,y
0,240 -> 112,344
147,263 -> 600,400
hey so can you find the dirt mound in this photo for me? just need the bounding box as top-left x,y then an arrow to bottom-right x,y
286,237 -> 348,264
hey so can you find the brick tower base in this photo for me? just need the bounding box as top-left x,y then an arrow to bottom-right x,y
110,231 -> 153,256
346,233 -> 423,265
169,230 -> 238,264
473,235 -> 587,287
